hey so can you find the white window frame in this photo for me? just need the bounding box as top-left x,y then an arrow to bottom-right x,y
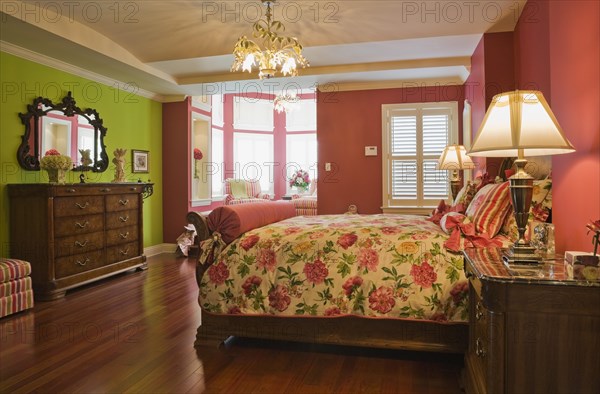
381,101 -> 459,214
211,128 -> 224,201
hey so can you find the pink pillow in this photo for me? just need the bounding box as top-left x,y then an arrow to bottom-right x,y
207,202 -> 295,244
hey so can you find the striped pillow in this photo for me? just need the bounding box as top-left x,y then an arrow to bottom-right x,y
466,182 -> 512,238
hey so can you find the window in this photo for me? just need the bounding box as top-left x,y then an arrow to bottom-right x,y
211,128 -> 224,198
233,132 -> 274,194
382,102 -> 458,211
286,133 -> 317,193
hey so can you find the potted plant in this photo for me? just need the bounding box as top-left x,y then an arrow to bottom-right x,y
40,149 -> 72,184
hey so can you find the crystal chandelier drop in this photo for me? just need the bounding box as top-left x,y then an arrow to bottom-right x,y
231,0 -> 309,79
274,92 -> 300,113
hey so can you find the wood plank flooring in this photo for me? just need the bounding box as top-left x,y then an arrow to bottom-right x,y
0,254 -> 464,393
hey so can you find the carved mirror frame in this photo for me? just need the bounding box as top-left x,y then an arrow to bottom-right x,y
17,91 -> 109,172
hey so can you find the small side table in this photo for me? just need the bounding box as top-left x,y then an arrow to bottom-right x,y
462,248 -> 600,394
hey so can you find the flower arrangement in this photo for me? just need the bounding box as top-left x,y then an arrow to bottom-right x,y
193,148 -> 203,179
289,169 -> 310,191
40,149 -> 72,184
586,219 -> 600,256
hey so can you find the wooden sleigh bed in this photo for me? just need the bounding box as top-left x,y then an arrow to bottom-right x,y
187,205 -> 470,354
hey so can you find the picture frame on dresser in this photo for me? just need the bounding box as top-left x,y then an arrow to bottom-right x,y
132,150 -> 149,173
8,183 -> 148,301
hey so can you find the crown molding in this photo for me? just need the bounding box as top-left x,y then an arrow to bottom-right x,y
0,41 -> 167,102
318,77 -> 466,93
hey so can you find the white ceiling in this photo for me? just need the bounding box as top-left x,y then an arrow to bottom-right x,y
0,0 -> 526,101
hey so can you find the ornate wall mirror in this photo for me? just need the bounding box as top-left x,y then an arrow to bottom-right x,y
17,92 -> 108,172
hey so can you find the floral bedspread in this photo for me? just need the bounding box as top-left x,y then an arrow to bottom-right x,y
198,214 -> 469,322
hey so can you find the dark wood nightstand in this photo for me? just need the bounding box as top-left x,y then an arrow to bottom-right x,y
462,248 -> 600,394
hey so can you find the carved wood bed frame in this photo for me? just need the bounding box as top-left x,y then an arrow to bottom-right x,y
187,211 -> 468,353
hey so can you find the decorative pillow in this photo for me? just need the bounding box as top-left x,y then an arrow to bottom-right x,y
440,212 -> 468,234
465,183 -> 495,218
207,201 -> 295,244
229,180 -> 249,198
452,181 -> 477,213
467,182 -> 512,238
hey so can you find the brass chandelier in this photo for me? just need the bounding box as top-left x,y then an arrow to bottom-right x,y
231,0 -> 309,79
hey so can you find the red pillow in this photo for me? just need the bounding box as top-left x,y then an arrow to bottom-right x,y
207,202 -> 295,244
470,182 -> 512,238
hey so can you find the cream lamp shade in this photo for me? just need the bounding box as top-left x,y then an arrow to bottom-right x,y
438,145 -> 476,171
468,90 -> 575,158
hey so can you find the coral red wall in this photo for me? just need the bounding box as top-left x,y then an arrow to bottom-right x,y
547,1 -> 600,252
162,99 -> 191,242
514,0 -> 551,97
317,85 -> 465,214
513,0 -> 600,252
465,32 -> 516,178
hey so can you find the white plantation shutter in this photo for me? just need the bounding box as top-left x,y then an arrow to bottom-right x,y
382,102 -> 458,209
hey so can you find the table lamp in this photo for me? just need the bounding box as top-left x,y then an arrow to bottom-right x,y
437,144 -> 475,201
468,91 -> 575,264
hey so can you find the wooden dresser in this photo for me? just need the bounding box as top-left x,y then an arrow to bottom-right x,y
463,248 -> 600,394
8,183 -> 148,300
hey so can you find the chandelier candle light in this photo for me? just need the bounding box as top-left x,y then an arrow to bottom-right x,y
468,90 -> 575,265
231,0 -> 309,79
437,144 -> 475,201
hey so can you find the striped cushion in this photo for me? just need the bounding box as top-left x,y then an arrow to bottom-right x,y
0,259 -> 32,283
224,179 -> 263,198
0,289 -> 34,318
468,182 -> 512,237
291,196 -> 317,216
1,276 -> 32,297
226,198 -> 270,206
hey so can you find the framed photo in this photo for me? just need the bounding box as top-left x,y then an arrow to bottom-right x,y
132,150 -> 149,173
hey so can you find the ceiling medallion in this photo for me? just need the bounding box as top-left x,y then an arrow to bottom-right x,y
231,0 -> 309,79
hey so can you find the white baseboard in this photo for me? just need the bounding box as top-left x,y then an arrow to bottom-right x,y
144,243 -> 177,257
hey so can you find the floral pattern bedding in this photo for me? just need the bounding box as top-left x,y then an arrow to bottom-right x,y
198,214 -> 470,323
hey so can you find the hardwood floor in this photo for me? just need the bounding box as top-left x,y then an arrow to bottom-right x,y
0,254 -> 463,393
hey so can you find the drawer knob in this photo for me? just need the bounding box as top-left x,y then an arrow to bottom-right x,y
75,202 -> 90,209
475,302 -> 484,321
120,248 -> 130,256
119,199 -> 129,206
76,221 -> 89,229
76,258 -> 90,266
475,338 -> 486,357
119,216 -> 129,222
119,232 -> 129,239
67,188 -> 76,193
129,187 -> 137,191
75,240 -> 89,248
101,188 -> 111,192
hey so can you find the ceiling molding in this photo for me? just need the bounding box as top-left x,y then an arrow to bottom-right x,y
176,57 -> 471,86
0,41 -> 167,102
317,77 -> 466,93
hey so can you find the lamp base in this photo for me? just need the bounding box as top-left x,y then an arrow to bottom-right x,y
502,244 -> 542,265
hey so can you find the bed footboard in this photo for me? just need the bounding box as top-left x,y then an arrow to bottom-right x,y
194,312 -> 468,353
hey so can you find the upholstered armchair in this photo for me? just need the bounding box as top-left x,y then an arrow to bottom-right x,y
291,179 -> 317,216
223,179 -> 271,205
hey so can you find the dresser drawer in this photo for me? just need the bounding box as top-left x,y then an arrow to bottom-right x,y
55,214 -> 104,237
55,231 -> 104,257
106,242 -> 139,264
55,250 -> 105,278
106,194 -> 139,212
106,226 -> 138,246
106,210 -> 138,229
54,196 -> 104,217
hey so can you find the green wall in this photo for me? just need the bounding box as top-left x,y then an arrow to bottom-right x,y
0,51 -> 163,255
